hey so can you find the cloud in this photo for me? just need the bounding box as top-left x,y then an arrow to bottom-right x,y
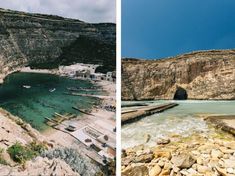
0,0 -> 115,23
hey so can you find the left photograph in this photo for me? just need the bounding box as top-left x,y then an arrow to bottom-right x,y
0,1 -> 116,176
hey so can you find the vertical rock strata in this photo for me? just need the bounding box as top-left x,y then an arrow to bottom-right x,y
122,50 -> 235,100
0,8 -> 116,82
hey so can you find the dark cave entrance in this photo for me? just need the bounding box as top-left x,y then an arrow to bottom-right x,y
173,87 -> 188,100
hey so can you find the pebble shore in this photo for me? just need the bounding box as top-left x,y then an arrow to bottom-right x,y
122,130 -> 235,176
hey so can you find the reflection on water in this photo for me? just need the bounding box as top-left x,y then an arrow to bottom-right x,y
122,100 -> 235,148
0,72 -> 101,131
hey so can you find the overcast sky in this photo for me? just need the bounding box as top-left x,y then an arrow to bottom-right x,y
122,0 -> 235,59
0,0 -> 115,23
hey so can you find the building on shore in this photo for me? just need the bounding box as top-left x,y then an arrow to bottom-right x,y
90,73 -> 106,81
106,71 -> 116,82
75,70 -> 91,79
59,63 -> 115,82
59,63 -> 99,77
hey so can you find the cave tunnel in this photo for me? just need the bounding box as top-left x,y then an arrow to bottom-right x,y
173,87 -> 188,100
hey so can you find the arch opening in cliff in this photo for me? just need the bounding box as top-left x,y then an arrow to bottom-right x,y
173,87 -> 188,100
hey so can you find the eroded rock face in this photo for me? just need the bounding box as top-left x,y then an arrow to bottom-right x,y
0,8 -> 116,82
0,157 -> 80,176
122,50 -> 235,100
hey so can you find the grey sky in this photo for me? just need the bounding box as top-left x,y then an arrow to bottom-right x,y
0,0 -> 115,23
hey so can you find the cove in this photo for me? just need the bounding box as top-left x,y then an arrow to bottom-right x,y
122,100 -> 235,148
0,72 -> 101,131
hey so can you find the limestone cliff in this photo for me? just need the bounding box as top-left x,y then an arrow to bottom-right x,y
0,8 -> 116,82
122,49 -> 235,100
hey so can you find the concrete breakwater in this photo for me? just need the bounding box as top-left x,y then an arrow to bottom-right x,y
121,103 -> 178,125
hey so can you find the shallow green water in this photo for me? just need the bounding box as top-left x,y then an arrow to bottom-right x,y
122,100 -> 235,148
0,72 -> 101,131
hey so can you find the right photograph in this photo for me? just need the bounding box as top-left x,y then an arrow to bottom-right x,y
121,0 -> 235,176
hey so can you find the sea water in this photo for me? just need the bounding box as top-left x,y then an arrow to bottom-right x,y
0,72 -> 102,131
122,100 -> 235,148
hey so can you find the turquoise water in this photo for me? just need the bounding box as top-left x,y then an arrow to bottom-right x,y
0,72 -> 101,131
122,100 -> 235,148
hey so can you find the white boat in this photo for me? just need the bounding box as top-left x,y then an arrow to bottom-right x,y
49,88 -> 56,92
22,85 -> 31,89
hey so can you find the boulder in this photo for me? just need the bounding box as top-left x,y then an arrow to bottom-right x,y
211,149 -> 223,158
126,145 -> 144,155
196,157 -> 203,165
197,165 -> 211,174
164,162 -> 172,170
156,138 -> 170,145
159,169 -> 170,176
187,168 -> 198,175
223,159 -> 235,168
216,167 -> 228,176
227,168 -> 235,174
134,154 -> 154,163
154,150 -> 171,160
122,165 -> 149,176
149,164 -> 161,176
171,153 -> 196,169
224,142 -> 235,150
122,156 -> 133,166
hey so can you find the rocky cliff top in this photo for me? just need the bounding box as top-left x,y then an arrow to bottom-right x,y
122,49 -> 235,100
0,8 -> 116,82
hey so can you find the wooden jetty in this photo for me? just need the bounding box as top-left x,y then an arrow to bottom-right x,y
121,103 -> 178,125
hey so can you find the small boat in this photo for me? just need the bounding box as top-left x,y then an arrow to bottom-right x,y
49,88 -> 56,92
65,125 -> 76,132
22,85 -> 31,89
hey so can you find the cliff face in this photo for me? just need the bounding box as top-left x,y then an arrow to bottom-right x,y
122,50 -> 235,100
0,8 -> 116,82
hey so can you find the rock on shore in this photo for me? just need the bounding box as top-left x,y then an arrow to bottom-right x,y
122,133 -> 235,176
0,157 -> 80,176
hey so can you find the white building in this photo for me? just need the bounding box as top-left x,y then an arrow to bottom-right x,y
58,63 -> 116,82
59,63 -> 100,77
90,73 -> 106,80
